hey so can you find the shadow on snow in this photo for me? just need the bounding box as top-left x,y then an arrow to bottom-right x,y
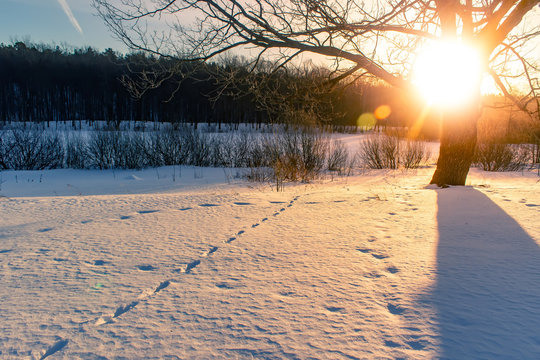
432,187 -> 540,359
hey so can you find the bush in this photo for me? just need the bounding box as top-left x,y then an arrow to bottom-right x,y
359,134 -> 399,169
1,130 -> 63,170
327,139 -> 353,174
359,133 -> 431,169
65,133 -> 88,169
400,140 -> 431,169
474,142 -> 530,171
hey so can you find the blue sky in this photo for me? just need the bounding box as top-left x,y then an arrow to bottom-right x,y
0,0 -> 125,51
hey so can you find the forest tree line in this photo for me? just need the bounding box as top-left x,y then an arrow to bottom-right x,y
0,42 -> 405,129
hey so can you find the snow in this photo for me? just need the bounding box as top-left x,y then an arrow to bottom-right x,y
1,163 -> 540,359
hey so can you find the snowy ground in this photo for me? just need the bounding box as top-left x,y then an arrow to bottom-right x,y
1,165 -> 540,359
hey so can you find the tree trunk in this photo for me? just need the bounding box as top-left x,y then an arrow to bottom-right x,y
430,102 -> 480,186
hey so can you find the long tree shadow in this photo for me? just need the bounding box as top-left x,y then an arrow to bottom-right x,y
432,187 -> 540,359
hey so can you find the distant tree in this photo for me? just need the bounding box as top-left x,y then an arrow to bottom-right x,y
94,0 -> 539,185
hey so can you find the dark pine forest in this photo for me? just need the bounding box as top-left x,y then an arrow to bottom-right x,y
0,42 -> 408,129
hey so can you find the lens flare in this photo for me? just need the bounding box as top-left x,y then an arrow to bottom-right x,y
357,113 -> 377,129
374,105 -> 391,120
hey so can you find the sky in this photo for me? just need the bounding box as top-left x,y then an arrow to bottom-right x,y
0,0 -> 125,51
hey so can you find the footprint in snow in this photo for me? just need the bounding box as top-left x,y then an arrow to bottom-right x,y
387,303 -> 406,315
525,204 -> 539,207
326,306 -> 345,313
270,201 -> 286,204
93,260 -> 107,266
199,203 -> 219,207
252,223 -> 259,228
120,215 -> 131,220
372,253 -> 389,260
407,340 -> 426,350
237,230 -> 245,235
154,280 -> 170,293
113,301 -> 139,318
38,228 -> 54,232
357,248 -> 371,253
386,266 -> 399,274
234,202 -> 253,206
364,271 -> 383,278
40,338 -> 69,359
0,249 -> 13,254
216,282 -> 235,289
202,246 -> 218,256
179,207 -> 192,211
138,210 -> 159,214
136,264 -> 156,271
174,260 -> 201,274
261,217 -> 268,222
384,340 -> 402,348
81,219 -> 93,224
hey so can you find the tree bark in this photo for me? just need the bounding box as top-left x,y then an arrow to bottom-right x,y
430,102 -> 480,186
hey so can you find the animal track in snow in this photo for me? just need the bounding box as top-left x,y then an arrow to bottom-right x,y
81,219 -> 93,224
202,246 -> 218,257
216,282 -> 235,289
357,248 -> 371,253
120,215 -> 131,220
113,301 -> 139,318
387,303 -> 406,315
384,340 -> 402,348
0,249 -> 13,254
138,210 -> 159,214
406,340 -> 426,350
386,266 -> 399,274
37,228 -> 54,232
136,264 -> 156,271
371,253 -> 389,260
40,338 -> 69,359
325,306 -> 345,313
82,194 -> 303,339
525,203 -> 539,207
174,259 -> 201,274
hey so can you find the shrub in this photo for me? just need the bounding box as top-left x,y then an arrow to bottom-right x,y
359,134 -> 399,169
65,133 -> 88,169
400,140 -> 431,169
2,130 -> 63,170
327,139 -> 353,174
474,142 -> 530,171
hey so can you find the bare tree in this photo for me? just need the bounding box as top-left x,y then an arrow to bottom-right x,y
93,0 -> 540,185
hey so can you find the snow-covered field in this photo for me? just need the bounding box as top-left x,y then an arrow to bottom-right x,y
1,161 -> 540,359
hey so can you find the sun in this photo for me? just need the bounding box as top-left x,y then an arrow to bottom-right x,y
412,41 -> 484,107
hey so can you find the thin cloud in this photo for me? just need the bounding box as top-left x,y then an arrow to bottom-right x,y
57,0 -> 83,34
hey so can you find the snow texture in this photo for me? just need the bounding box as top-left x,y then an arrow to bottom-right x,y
1,165 -> 539,359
